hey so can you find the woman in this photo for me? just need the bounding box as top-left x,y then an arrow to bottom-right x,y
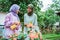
3,4 -> 22,40
24,4 -> 43,40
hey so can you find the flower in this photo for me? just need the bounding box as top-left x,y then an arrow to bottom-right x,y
27,23 -> 33,28
29,33 -> 35,39
29,31 -> 39,39
10,24 -> 17,30
34,33 -> 38,38
13,38 -> 17,40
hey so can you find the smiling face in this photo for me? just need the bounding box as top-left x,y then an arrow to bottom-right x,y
27,7 -> 33,16
27,7 -> 32,13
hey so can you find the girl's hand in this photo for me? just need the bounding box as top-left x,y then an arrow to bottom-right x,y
27,24 -> 33,28
29,23 -> 33,27
27,24 -> 30,28
40,36 -> 43,40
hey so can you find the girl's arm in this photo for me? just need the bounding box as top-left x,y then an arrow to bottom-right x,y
34,15 -> 43,40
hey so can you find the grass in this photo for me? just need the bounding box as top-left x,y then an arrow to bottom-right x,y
43,33 -> 60,40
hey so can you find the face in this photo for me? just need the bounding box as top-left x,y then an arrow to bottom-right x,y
27,7 -> 32,13
16,10 -> 20,14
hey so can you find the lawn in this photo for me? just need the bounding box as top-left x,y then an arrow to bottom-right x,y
43,34 -> 60,40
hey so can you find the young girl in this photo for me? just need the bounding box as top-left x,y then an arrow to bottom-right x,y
24,4 -> 43,40
3,4 -> 22,40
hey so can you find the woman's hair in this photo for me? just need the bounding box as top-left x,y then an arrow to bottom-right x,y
9,4 -> 20,13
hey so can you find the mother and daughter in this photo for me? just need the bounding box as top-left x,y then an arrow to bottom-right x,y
3,4 -> 43,40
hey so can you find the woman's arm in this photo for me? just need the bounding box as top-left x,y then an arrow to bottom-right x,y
24,14 -> 28,27
4,15 -> 14,28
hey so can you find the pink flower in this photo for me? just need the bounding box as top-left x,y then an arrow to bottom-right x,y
29,33 -> 35,39
13,38 -> 17,40
34,33 -> 38,38
29,31 -> 39,39
27,23 -> 33,28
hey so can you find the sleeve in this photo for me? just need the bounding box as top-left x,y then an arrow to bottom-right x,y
24,14 -> 27,25
34,14 -> 40,32
34,14 -> 38,26
4,15 -> 14,28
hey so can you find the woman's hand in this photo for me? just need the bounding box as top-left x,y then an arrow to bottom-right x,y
13,38 -> 17,40
9,35 -> 12,38
10,24 -> 17,30
14,21 -> 20,26
10,22 -> 20,30
14,33 -> 18,37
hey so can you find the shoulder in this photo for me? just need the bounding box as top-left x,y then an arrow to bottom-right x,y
24,13 -> 27,17
5,13 -> 12,18
33,13 -> 37,17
